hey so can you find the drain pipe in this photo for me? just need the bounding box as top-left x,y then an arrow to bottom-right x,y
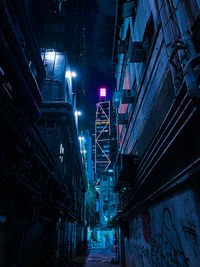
172,0 -> 200,101
0,29 -> 40,121
157,0 -> 180,95
172,0 -> 196,59
183,54 -> 200,101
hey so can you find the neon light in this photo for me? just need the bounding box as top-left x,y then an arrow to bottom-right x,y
100,88 -> 107,97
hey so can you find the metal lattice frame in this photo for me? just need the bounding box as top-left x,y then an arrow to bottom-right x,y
95,101 -> 111,174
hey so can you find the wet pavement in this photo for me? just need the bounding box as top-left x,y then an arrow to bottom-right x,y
67,249 -> 120,267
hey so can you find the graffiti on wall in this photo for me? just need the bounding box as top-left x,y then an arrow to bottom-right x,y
142,210 -> 151,243
182,224 -> 199,257
127,207 -> 196,267
150,208 -> 189,266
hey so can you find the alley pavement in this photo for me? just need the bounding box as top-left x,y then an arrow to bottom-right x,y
66,249 -> 120,267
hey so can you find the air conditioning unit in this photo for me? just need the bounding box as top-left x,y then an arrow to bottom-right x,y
130,42 -> 146,62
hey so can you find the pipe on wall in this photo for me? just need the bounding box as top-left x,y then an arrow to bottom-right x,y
12,0 -> 46,87
171,0 -> 200,101
183,54 -> 200,100
0,29 -> 40,121
157,0 -> 180,95
172,0 -> 197,58
0,0 -> 43,105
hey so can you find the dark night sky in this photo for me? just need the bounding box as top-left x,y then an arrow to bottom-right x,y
30,0 -> 116,132
84,0 -> 116,131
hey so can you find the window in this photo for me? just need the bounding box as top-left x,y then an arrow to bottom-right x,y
143,13 -> 155,55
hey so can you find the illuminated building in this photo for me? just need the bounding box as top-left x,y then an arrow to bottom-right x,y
95,100 -> 111,176
0,0 -> 87,265
94,88 -> 118,248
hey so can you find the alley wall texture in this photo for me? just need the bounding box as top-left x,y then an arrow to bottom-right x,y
0,0 -> 88,265
124,188 -> 200,267
113,0 -> 200,266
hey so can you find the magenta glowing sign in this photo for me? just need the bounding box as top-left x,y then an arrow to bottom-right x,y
100,88 -> 107,97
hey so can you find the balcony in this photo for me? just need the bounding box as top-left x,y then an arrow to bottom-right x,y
114,153 -> 139,192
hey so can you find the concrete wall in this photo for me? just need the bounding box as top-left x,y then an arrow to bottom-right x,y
114,0 -> 200,266
123,188 -> 200,267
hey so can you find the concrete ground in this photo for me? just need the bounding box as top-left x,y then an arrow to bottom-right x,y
66,249 -> 120,267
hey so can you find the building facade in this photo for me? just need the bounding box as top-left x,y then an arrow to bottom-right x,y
0,0 -> 87,266
113,0 -> 200,266
95,100 -> 112,176
94,94 -> 118,248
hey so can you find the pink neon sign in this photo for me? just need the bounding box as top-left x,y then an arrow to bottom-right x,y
100,88 -> 107,97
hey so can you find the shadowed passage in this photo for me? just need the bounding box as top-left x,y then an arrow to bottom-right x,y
66,249 -> 120,267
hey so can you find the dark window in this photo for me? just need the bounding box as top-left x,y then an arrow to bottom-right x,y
143,13 -> 155,55
192,16 -> 200,53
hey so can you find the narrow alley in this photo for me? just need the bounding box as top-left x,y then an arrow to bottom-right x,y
67,249 -> 120,267
1,0 -> 200,266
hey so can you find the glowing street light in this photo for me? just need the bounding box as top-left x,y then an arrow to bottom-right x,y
78,136 -> 85,141
46,49 -> 56,60
65,70 -> 77,79
71,71 -> 77,78
75,110 -> 82,116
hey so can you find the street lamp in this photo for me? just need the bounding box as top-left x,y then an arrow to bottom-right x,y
75,110 -> 82,116
71,71 -> 77,78
65,70 -> 77,79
